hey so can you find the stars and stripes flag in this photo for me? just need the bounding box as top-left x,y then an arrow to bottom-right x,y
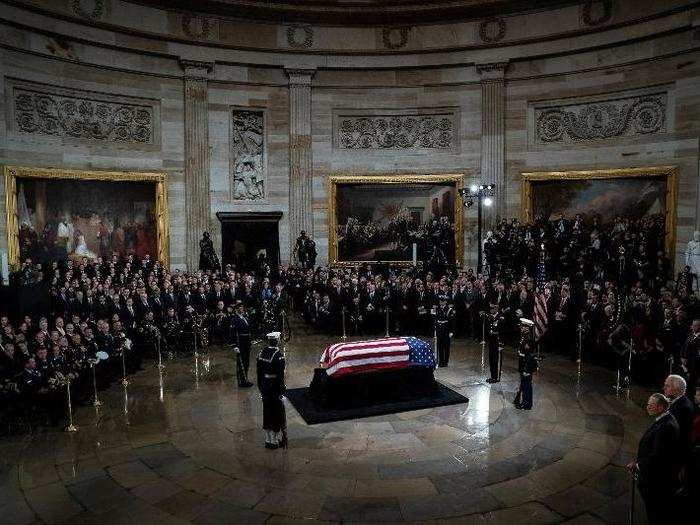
320,336 -> 436,377
534,254 -> 548,341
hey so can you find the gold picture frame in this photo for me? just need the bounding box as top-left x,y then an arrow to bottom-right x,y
327,173 -> 464,266
521,166 -> 678,256
4,166 -> 169,269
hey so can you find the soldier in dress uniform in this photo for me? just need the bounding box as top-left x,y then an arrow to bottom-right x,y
256,332 -> 286,449
485,302 -> 506,383
433,295 -> 455,367
231,302 -> 254,388
514,319 -> 538,410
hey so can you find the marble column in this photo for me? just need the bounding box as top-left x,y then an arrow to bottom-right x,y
286,68 -> 315,256
477,62 -> 508,224
180,60 -> 213,270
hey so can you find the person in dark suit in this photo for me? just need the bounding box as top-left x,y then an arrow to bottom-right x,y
627,393 -> 680,525
664,374 -> 695,477
682,319 -> 700,401
514,319 -> 538,410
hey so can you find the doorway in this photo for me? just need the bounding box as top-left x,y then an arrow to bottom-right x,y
217,211 -> 282,274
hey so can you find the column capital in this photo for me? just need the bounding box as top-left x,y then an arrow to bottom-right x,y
475,61 -> 509,81
285,68 -> 316,86
179,59 -> 214,79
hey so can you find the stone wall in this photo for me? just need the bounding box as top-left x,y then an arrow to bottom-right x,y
1,0 -> 699,271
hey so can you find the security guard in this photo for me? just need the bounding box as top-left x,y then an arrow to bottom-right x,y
256,332 -> 286,449
433,295 -> 455,367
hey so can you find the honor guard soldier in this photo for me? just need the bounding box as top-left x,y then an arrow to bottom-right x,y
433,295 -> 455,367
256,332 -> 287,449
485,302 -> 506,383
231,301 -> 254,388
514,318 -> 538,410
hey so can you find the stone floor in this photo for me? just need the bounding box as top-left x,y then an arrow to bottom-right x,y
0,332 -> 653,524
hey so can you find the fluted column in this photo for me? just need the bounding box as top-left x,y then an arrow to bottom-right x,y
477,62 -> 508,224
286,68 -> 315,256
180,60 -> 213,270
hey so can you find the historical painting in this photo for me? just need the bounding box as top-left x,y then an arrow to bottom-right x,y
521,167 -> 678,255
328,174 -> 463,265
5,167 -> 169,268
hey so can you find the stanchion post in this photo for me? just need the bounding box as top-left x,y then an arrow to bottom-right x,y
121,346 -> 129,386
385,308 -> 390,338
626,336 -> 633,388
156,336 -> 165,370
433,326 -> 438,362
65,378 -> 78,432
92,364 -> 102,407
341,307 -> 347,341
481,314 -> 486,346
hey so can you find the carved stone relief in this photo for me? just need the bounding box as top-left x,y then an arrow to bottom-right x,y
581,1 -> 613,27
479,18 -> 506,43
10,79 -> 157,144
334,109 -> 457,150
182,15 -> 212,39
287,25 -> 314,48
71,0 -> 105,20
230,109 -> 265,200
382,27 -> 411,50
532,89 -> 668,145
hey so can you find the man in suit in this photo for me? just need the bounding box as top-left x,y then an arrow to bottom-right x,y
664,374 -> 695,475
627,393 -> 680,525
682,319 -> 700,401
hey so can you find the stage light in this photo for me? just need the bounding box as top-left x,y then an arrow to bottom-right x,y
479,185 -> 484,190
483,197 -> 493,207
469,184 -> 478,193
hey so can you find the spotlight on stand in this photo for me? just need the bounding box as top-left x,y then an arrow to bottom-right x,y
458,181 -> 497,274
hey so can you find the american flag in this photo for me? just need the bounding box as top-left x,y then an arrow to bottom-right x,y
320,337 -> 436,377
534,252 -> 549,341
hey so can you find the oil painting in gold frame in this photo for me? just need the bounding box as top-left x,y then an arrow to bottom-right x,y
4,166 -> 169,269
521,166 -> 678,256
327,173 -> 464,266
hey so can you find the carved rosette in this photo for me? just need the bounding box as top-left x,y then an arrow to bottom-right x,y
287,25 -> 314,48
382,27 -> 411,50
581,0 -> 613,27
338,115 -> 453,149
13,85 -> 153,143
536,95 -> 666,143
479,18 -> 506,43
230,109 -> 265,201
72,0 -> 105,20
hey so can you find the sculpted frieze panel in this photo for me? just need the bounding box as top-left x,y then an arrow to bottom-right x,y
230,108 -> 265,201
334,109 -> 458,150
531,88 -> 668,145
9,79 -> 158,144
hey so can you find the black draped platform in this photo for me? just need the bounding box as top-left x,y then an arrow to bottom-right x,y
285,367 -> 469,424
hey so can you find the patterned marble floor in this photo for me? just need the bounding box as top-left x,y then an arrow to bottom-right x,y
0,332 -> 653,525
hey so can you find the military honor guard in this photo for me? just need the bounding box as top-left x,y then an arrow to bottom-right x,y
514,318 -> 538,410
433,295 -> 455,367
231,301 -> 254,388
485,302 -> 506,383
256,332 -> 287,449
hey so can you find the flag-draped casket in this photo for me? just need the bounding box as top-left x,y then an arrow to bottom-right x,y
311,337 -> 437,408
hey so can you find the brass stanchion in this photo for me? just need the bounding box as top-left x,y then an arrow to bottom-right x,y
341,307 -> 347,341
385,308 -> 390,338
91,363 -> 102,407
123,382 -> 130,423
65,378 -> 78,432
433,327 -> 438,362
121,345 -> 129,386
158,368 -> 164,403
481,314 -> 486,346
156,335 -> 165,371
194,352 -> 200,391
